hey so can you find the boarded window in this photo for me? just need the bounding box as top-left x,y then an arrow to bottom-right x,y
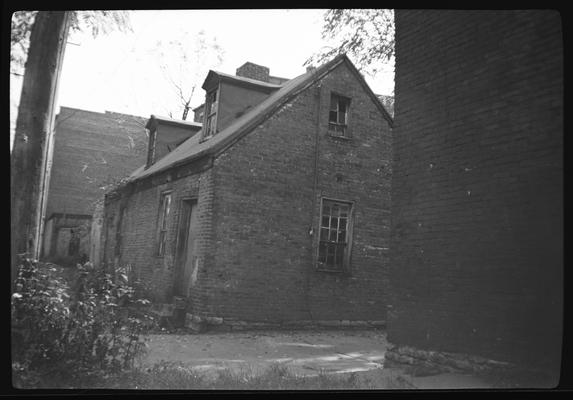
328,94 -> 351,137
317,198 -> 353,272
157,192 -> 172,256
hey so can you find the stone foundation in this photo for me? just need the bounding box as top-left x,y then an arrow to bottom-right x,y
384,343 -> 515,376
185,313 -> 385,333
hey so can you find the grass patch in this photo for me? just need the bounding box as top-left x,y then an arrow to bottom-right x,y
91,361 -> 414,390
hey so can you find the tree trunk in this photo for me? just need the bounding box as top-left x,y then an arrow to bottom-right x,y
10,11 -> 70,289
182,102 -> 190,120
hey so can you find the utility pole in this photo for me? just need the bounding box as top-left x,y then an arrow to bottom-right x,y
11,11 -> 71,289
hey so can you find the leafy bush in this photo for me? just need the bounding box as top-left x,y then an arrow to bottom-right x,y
11,258 -> 156,388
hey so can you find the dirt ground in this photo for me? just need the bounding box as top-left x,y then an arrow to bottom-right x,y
138,329 -> 494,389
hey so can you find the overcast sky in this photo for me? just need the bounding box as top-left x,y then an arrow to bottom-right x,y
10,9 -> 394,146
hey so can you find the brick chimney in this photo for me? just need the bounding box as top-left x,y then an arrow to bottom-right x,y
236,62 -> 270,83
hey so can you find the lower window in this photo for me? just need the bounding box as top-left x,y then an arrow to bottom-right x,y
317,198 -> 353,272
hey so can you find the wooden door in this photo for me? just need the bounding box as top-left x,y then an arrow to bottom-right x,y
174,199 -> 198,297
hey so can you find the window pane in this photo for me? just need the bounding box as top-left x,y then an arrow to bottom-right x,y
332,204 -> 339,215
330,96 -> 337,111
327,254 -> 335,266
338,101 -> 346,114
165,195 -> 171,216
327,243 -> 336,256
335,247 -> 344,268
331,216 -> 339,230
210,101 -> 218,114
329,230 -> 338,242
318,242 -> 327,262
318,199 -> 352,270
329,111 -> 338,123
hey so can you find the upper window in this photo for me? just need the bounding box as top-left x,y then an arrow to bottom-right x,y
328,94 -> 351,137
317,198 -> 353,272
157,192 -> 172,256
203,89 -> 218,139
146,128 -> 157,167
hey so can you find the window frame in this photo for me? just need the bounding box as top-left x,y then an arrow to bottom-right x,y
156,191 -> 173,257
315,197 -> 355,273
203,88 -> 219,140
328,93 -> 351,138
146,127 -> 157,167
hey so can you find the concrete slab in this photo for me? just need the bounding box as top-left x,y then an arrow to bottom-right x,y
140,330 -> 387,379
138,329 -> 495,389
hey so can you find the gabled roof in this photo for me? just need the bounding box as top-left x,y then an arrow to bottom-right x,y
146,114 -> 202,130
202,70 -> 283,92
128,54 -> 393,183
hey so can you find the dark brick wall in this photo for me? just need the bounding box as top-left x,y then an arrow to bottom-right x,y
47,107 -> 148,218
206,61 -> 392,322
389,10 -> 563,368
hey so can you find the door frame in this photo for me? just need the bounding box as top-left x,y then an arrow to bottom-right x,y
173,197 -> 198,297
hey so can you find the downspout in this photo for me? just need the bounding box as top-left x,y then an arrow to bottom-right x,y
305,79 -> 323,323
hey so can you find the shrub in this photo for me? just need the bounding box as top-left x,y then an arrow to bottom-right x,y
11,258 -> 156,388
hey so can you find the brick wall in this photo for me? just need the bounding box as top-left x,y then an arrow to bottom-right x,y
206,61 -> 392,322
389,10 -> 563,369
47,107 -> 147,218
103,166 -> 214,304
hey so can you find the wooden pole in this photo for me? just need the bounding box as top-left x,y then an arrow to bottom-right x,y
11,11 -> 71,289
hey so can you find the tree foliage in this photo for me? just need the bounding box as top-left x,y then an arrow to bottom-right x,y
306,9 -> 394,76
10,10 -> 132,72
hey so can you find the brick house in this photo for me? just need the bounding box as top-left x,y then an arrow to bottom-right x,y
102,55 -> 393,329
42,107 -> 149,264
386,10 -> 562,382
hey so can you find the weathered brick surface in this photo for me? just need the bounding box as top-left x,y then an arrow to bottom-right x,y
206,61 -> 391,322
104,167 -> 214,304
47,107 -> 148,218
104,60 -> 392,323
389,10 -> 563,369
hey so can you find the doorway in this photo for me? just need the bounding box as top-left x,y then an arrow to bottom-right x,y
174,198 -> 199,298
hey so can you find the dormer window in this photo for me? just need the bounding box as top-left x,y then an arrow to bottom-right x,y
328,93 -> 351,137
145,127 -> 157,168
204,89 -> 218,139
